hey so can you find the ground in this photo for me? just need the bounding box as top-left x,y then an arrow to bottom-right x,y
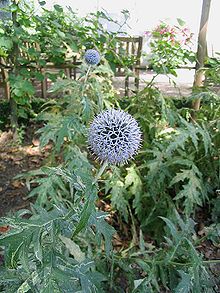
0,124 -> 50,216
113,69 -> 194,97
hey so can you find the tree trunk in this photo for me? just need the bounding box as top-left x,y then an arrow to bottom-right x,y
192,0 -> 212,116
10,1 -> 19,138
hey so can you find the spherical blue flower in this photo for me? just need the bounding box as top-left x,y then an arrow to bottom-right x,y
84,49 -> 100,65
88,109 -> 141,165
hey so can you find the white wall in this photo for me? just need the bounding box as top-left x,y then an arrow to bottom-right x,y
35,0 -> 220,55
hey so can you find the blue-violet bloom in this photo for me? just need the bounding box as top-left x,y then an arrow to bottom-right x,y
88,109 -> 141,165
84,49 -> 100,65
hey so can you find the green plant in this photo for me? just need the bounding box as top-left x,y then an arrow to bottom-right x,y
0,195 -> 115,292
204,53 -> 220,87
107,211 -> 219,292
0,82 -> 117,290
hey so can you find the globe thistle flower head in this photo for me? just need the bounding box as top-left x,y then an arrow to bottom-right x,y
88,109 -> 141,165
84,49 -> 100,65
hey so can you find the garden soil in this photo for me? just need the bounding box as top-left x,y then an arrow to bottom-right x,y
0,124 -> 50,216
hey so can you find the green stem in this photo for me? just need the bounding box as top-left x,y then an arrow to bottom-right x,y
80,65 -> 91,98
203,259 -> 220,264
170,259 -> 220,266
84,65 -> 91,83
93,160 -> 109,185
109,253 -> 115,290
115,253 -> 220,266
146,73 -> 159,88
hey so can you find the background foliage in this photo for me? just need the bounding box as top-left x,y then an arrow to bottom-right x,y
145,19 -> 195,76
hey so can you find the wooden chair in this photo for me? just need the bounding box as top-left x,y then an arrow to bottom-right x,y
115,36 -> 145,96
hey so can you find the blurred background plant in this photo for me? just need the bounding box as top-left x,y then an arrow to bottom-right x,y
145,19 -> 195,76
0,0 -> 129,135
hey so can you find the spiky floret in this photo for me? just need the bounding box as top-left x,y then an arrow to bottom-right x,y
84,49 -> 100,65
88,109 -> 141,165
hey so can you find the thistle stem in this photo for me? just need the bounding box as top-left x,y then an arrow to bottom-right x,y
81,65 -> 91,98
84,65 -> 91,83
93,160 -> 109,185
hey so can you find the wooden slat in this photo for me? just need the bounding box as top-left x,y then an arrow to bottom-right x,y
115,36 -> 144,95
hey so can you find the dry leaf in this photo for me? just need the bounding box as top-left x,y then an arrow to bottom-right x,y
0,225 -> 10,233
12,180 -> 23,188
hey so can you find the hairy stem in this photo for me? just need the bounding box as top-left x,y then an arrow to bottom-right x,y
93,160 -> 109,185
80,65 -> 91,99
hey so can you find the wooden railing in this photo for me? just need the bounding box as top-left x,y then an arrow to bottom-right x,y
0,36 -> 150,99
